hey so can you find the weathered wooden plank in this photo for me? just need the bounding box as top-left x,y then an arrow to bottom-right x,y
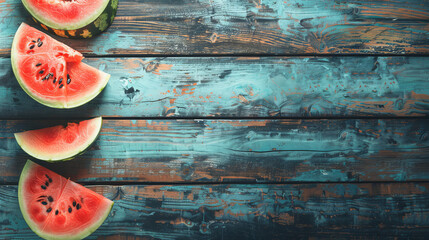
1,119 -> 428,184
1,183 -> 429,239
1,56 -> 428,118
1,0 -> 429,56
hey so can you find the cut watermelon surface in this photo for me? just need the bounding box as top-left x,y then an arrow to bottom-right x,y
22,0 -> 111,30
15,117 -> 103,162
19,160 -> 113,240
11,23 -> 110,108
21,0 -> 118,38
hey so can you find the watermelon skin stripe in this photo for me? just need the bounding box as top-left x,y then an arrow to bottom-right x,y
24,0 -> 118,39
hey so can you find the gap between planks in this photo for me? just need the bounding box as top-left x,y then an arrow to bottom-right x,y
2,54 -> 429,59
3,180 -> 429,187
1,116 -> 429,121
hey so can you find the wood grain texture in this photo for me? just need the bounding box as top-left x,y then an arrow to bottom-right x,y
1,56 -> 428,118
1,0 -> 429,56
1,183 -> 429,239
1,119 -> 428,184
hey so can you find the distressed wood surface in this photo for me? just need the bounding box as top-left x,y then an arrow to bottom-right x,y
1,56 -> 428,118
1,0 -> 429,56
1,183 -> 429,239
1,119 -> 428,184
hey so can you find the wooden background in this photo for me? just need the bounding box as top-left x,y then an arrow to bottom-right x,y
1,0 -> 429,239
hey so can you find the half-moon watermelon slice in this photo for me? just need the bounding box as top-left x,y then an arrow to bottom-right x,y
22,0 -> 118,38
15,117 -> 102,162
19,160 -> 114,240
11,23 -> 110,108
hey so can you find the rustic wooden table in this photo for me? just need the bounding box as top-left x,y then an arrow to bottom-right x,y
1,0 -> 429,239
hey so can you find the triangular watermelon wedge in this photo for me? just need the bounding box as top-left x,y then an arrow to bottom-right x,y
11,23 -> 110,108
18,160 -> 114,239
14,117 -> 103,162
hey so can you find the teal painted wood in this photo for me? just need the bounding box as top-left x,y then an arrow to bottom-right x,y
1,183 -> 429,239
1,119 -> 428,184
1,57 -> 428,118
1,0 -> 429,56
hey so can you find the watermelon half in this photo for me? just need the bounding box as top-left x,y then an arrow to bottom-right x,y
15,117 -> 102,162
18,160 -> 114,240
11,23 -> 110,108
22,0 -> 118,38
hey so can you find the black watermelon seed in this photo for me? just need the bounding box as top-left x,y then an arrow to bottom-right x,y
55,210 -> 58,215
41,185 -> 46,190
53,78 -> 56,84
39,70 -> 44,74
32,40 -> 36,43
29,45 -> 35,49
68,207 -> 72,213
46,208 -> 52,213
36,63 -> 41,67
58,78 -> 63,84
59,84 -> 64,89
41,201 -> 47,205
76,204 -> 81,210
37,199 -> 43,202
45,174 -> 50,178
67,78 -> 71,84
47,73 -> 52,79
73,201 -> 76,207
45,181 -> 49,186
49,178 -> 52,183
37,41 -> 43,47
48,196 -> 53,202
37,38 -> 41,42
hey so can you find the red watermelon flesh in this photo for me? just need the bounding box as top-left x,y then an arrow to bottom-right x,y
22,0 -> 110,30
19,160 -> 113,239
11,23 -> 110,108
15,117 -> 103,162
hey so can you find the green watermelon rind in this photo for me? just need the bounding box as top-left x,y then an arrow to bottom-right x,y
11,23 -> 111,109
21,0 -> 111,31
65,70 -> 110,109
14,117 -> 103,162
18,160 -> 114,240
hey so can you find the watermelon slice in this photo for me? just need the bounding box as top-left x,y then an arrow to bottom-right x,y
15,117 -> 102,162
19,160 -> 113,239
22,0 -> 118,38
11,23 -> 110,108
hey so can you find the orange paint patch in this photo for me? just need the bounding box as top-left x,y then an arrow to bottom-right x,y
193,170 -> 214,180
238,95 -> 249,104
220,120 -> 270,127
171,217 -> 194,227
411,91 -> 429,100
210,33 -> 219,43
117,58 -> 146,70
225,209 -> 246,217
150,63 -> 173,75
157,64 -> 173,71
136,186 -> 184,200
236,57 -> 261,60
